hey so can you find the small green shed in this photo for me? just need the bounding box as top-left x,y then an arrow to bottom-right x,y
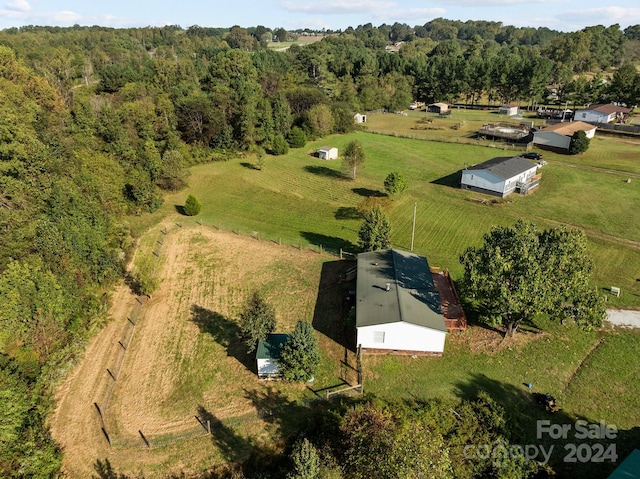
256,333 -> 290,378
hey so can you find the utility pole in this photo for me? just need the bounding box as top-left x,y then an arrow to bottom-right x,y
410,202 -> 417,251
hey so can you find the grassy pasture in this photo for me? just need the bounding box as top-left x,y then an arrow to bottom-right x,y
161,129 -> 640,307
96,123 -> 640,478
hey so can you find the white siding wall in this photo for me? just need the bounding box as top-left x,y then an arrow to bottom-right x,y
357,322 -> 446,353
257,358 -> 280,377
533,131 -> 571,150
577,110 -> 612,123
461,170 -> 506,195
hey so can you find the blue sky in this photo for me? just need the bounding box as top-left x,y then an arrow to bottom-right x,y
0,0 -> 639,32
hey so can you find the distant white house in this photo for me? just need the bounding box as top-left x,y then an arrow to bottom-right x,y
498,105 -> 518,116
533,121 -> 597,150
356,249 -> 448,355
256,334 -> 290,378
317,146 -> 338,160
460,156 -> 540,197
354,113 -> 367,124
574,104 -> 631,124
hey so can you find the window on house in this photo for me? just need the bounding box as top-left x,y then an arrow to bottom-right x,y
373,331 -> 385,343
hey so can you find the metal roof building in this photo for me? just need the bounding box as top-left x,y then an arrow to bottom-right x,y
256,333 -> 290,378
461,156 -> 540,197
356,249 -> 448,355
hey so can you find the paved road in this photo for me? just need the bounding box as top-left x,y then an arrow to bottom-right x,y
606,309 -> 640,328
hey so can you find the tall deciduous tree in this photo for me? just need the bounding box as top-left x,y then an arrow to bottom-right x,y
358,206 -> 392,252
460,220 -> 605,337
342,139 -> 365,180
279,320 -> 320,382
239,291 -> 276,353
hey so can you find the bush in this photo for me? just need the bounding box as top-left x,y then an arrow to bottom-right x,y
287,127 -> 307,148
384,172 -> 408,198
183,194 -> 201,216
270,133 -> 289,155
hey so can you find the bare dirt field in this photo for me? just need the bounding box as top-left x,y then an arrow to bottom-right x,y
51,222 -> 341,478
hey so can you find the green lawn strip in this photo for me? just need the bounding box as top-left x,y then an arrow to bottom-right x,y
157,131 -> 639,306
363,322 -> 638,478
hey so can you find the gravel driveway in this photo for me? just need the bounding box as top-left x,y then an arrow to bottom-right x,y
606,309 -> 640,328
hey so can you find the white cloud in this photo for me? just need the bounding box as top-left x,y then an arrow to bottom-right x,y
5,0 -> 31,12
557,6 -> 640,27
280,0 -> 396,15
466,0 -> 551,4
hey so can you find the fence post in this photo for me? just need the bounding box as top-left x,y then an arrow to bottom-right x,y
340,248 -> 343,259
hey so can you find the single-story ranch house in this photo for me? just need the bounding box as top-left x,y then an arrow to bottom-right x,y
317,146 -> 338,160
256,333 -> 290,378
574,103 -> 631,124
533,121 -> 597,151
460,156 -> 540,197
356,249 -> 455,355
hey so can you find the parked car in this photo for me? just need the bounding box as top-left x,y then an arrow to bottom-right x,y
522,152 -> 543,160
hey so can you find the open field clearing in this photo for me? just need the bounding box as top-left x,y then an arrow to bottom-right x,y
158,130 -> 640,307
51,223 -> 351,478
53,125 -> 639,477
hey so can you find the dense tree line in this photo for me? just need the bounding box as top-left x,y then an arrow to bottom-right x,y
0,19 -> 637,476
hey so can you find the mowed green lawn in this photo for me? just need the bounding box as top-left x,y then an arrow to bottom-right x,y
149,130 -> 640,478
162,130 -> 640,307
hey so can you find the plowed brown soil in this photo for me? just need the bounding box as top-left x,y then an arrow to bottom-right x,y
51,222 -> 329,478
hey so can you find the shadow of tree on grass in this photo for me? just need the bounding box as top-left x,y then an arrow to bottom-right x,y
454,373 -> 636,479
300,231 -> 357,256
190,304 -> 256,374
303,165 -> 345,179
334,206 -> 362,220
352,187 -> 386,197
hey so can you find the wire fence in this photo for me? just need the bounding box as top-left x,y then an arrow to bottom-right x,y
191,218 -> 358,260
93,220 -> 358,450
94,225 -> 212,449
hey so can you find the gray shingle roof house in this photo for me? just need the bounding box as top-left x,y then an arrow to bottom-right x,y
356,249 -> 447,355
256,333 -> 290,378
461,156 -> 540,197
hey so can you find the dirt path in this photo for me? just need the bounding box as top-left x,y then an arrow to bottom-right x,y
50,223 -> 330,478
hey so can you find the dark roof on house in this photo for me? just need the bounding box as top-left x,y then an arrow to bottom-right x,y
539,121 -> 596,136
465,156 -> 537,180
607,449 -> 640,479
356,249 -> 447,333
256,334 -> 290,360
587,103 -> 631,115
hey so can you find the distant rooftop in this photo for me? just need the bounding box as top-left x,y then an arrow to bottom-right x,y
540,121 -> 597,136
586,103 -> 631,115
